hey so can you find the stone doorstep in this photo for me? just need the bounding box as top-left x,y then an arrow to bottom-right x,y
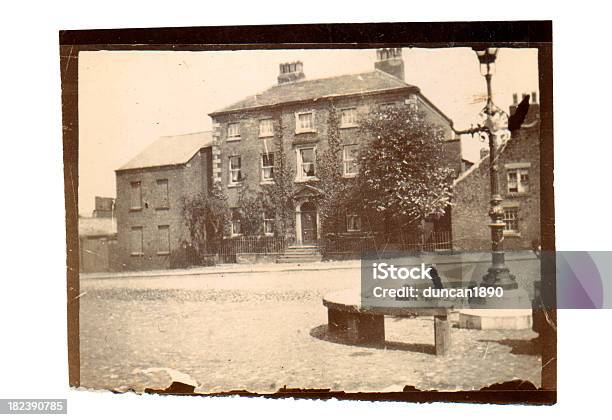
284,249 -> 320,253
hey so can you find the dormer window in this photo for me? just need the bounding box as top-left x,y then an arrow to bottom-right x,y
295,111 -> 315,134
227,122 -> 240,140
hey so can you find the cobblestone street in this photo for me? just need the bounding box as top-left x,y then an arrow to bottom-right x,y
80,262 -> 542,394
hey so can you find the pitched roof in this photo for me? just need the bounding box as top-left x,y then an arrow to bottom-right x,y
453,153 -> 488,185
453,119 -> 541,186
117,131 -> 213,171
210,70 -> 417,115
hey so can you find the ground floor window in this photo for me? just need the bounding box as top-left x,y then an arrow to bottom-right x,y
231,209 -> 242,236
130,226 -> 143,255
263,209 -> 275,235
157,225 -> 170,255
503,207 -> 519,234
346,211 -> 362,232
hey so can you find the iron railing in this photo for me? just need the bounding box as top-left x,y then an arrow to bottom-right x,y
322,230 -> 452,257
218,236 -> 288,264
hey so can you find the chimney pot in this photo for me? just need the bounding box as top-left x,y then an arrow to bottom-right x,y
374,48 -> 405,80
277,61 -> 306,84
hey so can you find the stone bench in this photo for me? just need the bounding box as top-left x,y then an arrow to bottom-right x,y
322,289 -> 453,356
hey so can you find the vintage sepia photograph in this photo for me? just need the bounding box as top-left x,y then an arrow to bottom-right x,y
61,23 -> 555,403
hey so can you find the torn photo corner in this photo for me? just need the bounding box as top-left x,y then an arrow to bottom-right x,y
62,21 -> 555,404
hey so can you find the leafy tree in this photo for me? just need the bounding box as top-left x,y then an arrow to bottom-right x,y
180,181 -> 229,255
358,105 -> 454,226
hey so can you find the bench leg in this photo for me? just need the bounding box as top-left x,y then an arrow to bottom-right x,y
328,308 -> 348,333
347,313 -> 385,345
434,315 -> 451,356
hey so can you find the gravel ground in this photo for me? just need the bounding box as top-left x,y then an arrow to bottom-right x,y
79,260 -> 542,394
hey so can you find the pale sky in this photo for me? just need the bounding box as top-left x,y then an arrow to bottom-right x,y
78,47 -> 539,215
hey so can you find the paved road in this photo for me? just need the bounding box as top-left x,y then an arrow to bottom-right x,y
79,263 -> 542,393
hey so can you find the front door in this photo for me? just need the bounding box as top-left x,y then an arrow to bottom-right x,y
300,202 -> 317,244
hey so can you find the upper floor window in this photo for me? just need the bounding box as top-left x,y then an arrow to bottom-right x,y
405,95 -> 418,110
227,122 -> 240,140
379,102 -> 397,112
346,210 -> 361,232
155,179 -> 169,209
259,119 -> 274,137
297,147 -> 316,180
295,111 -> 315,134
343,145 -> 359,177
503,207 -> 519,234
340,108 -> 358,128
261,152 -> 274,182
229,156 -> 242,185
507,167 -> 530,194
130,181 -> 142,210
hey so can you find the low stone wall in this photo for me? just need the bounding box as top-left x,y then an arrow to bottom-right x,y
236,253 -> 283,264
323,252 -> 361,261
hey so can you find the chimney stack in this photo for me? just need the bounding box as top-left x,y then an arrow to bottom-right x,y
374,48 -> 404,80
277,61 -> 305,85
93,196 -> 115,218
509,92 -> 540,126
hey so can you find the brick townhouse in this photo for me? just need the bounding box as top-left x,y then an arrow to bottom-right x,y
208,48 -> 462,249
451,93 -> 541,251
115,131 -> 213,270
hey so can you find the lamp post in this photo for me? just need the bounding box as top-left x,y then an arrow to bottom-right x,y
461,47 -> 520,298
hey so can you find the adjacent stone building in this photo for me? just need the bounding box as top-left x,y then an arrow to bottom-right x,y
115,132 -> 213,270
451,94 -> 541,251
79,197 -> 117,273
208,48 -> 462,247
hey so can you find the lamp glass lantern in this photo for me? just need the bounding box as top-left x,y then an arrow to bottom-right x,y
473,47 -> 498,76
